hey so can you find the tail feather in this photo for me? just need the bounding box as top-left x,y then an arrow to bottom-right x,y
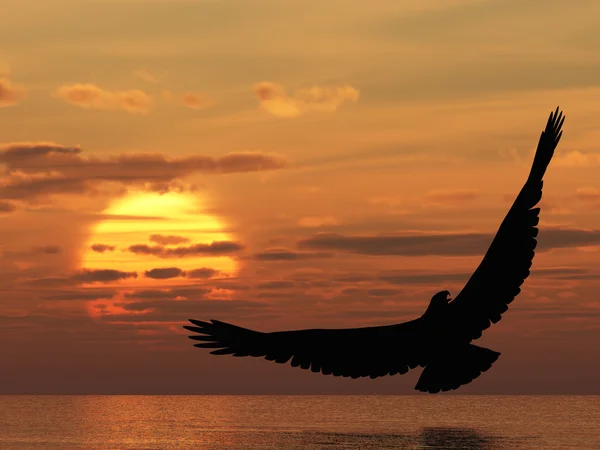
415,344 -> 500,394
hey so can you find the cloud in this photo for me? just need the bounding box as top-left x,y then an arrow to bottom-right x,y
251,247 -> 333,261
554,151 -> 600,167
43,290 -> 118,302
0,78 -> 25,107
186,268 -> 219,279
107,298 -> 267,322
1,245 -> 62,260
424,188 -> 478,205
0,200 -> 16,213
298,232 -> 493,256
123,287 -> 211,301
253,82 -> 359,118
72,269 -> 138,283
54,84 -> 152,114
538,228 -> 600,251
90,244 -> 116,253
256,280 -> 298,290
380,271 -> 472,286
0,142 -> 80,164
575,188 -> 600,203
298,228 -> 600,256
133,70 -> 161,84
144,267 -> 186,279
33,245 -> 61,255
298,216 -> 339,228
0,143 -> 286,202
366,288 -> 404,297
149,234 -> 190,245
128,241 -> 244,258
181,92 -> 212,110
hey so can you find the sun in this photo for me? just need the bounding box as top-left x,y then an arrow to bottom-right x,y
79,189 -> 238,287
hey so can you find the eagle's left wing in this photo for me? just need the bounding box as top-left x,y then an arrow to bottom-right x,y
184,317 -> 426,379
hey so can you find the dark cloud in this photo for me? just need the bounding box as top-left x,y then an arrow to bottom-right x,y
366,288 -> 404,297
0,200 -> 16,213
33,245 -> 61,255
21,277 -> 74,288
297,228 -> 600,256
1,245 -> 62,260
186,268 -> 219,279
0,142 -> 286,202
72,269 -> 137,283
123,287 -> 211,301
210,279 -> 251,291
101,300 -> 268,323
380,271 -> 471,286
149,234 -> 190,245
332,273 -> 374,283
531,267 -> 600,280
256,280 -> 298,290
297,232 -> 492,256
128,241 -> 244,258
90,244 -> 116,253
0,142 -> 80,163
252,247 -> 333,261
144,267 -> 186,279
43,290 -> 118,301
537,228 -> 600,251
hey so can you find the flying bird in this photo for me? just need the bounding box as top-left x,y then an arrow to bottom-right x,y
184,108 -> 565,393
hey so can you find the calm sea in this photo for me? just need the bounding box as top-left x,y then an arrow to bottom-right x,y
0,396 -> 598,449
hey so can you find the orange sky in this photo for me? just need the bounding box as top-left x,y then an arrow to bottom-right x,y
1,0 -> 599,394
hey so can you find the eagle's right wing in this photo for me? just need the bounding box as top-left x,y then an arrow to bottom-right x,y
448,107 -> 564,341
184,318 -> 426,379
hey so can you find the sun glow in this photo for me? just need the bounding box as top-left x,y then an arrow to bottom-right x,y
80,190 -> 238,286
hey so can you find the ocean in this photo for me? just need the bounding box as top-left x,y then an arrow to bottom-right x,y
0,396 -> 598,449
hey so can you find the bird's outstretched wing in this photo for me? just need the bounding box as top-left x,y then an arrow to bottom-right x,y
448,107 -> 565,340
184,318 -> 425,379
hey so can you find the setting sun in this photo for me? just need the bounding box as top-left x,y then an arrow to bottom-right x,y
80,190 -> 238,286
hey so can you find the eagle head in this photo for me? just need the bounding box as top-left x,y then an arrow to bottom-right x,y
423,290 -> 452,318
433,290 -> 452,304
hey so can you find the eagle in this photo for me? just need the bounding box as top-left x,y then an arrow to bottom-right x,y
184,108 -> 565,393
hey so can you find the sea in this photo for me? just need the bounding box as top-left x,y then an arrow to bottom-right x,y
0,396 -> 598,449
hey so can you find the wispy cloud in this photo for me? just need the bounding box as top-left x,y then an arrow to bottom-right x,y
298,216 -> 339,228
72,269 -> 138,283
181,92 -> 213,110
0,78 -> 26,107
144,267 -> 186,279
127,241 -> 244,258
424,188 -> 479,205
54,84 -> 152,114
0,200 -> 16,213
133,69 -> 162,84
0,143 -> 286,202
297,228 -> 600,256
253,82 -> 359,118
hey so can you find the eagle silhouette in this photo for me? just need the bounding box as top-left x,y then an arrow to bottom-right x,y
184,108 -> 565,393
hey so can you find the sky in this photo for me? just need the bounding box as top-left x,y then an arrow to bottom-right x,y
1,0 -> 600,394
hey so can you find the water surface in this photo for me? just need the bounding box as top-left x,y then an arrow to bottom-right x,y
0,396 -> 598,449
